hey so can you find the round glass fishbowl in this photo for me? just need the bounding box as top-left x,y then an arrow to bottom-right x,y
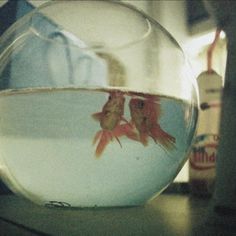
0,1 -> 198,207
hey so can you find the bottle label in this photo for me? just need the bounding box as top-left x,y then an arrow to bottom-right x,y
189,134 -> 219,196
189,134 -> 219,173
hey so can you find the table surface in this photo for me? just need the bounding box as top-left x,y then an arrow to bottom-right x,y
0,193 -> 235,236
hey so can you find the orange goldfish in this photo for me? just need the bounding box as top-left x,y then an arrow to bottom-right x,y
92,91 -> 138,157
129,97 -> 176,150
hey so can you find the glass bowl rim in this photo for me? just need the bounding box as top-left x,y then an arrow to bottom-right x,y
0,0 -> 185,54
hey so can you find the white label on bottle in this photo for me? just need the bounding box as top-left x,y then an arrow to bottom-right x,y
189,134 -> 219,179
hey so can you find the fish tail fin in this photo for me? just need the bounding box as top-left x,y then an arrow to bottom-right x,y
94,130 -> 112,158
93,130 -> 102,145
150,124 -> 176,151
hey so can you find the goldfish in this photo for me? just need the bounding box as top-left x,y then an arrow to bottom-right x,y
129,96 -> 176,150
92,91 -> 138,157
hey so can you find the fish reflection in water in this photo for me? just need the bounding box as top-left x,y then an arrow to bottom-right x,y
129,95 -> 176,151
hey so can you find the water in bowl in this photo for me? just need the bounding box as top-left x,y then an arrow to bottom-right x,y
0,87 -> 197,207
